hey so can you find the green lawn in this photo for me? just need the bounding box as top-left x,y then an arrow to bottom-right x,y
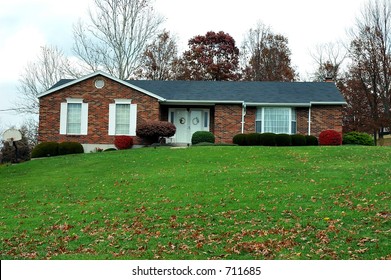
0,146 -> 390,260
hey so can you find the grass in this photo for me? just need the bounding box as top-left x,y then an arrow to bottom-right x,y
0,146 -> 390,260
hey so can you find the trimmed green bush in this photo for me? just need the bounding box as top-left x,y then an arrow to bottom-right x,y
58,142 -> 84,155
259,133 -> 276,146
193,142 -> 237,146
275,134 -> 291,146
343,132 -> 374,146
246,133 -> 261,146
191,131 -> 215,145
104,148 -> 117,152
232,134 -> 247,146
31,142 -> 59,158
305,135 -> 318,146
291,134 -> 306,146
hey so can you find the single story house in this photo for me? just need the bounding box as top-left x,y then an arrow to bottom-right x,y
38,71 -> 346,152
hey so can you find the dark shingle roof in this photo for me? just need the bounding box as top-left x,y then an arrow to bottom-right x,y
127,80 -> 345,104
46,76 -> 345,105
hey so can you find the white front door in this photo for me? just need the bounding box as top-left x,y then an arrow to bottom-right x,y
169,108 -> 210,143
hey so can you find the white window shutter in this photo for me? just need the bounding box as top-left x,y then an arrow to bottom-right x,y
108,104 -> 116,135
80,103 -> 89,135
129,104 -> 137,136
60,103 -> 67,134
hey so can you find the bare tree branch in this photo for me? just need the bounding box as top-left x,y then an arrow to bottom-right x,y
15,46 -> 81,115
72,0 -> 164,79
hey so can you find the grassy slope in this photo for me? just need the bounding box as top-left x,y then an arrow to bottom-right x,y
0,146 -> 390,260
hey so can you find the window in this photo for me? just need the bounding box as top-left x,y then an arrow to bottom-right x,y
60,98 -> 88,135
67,103 -> 82,134
108,99 -> 137,136
256,107 -> 296,134
115,104 -> 131,134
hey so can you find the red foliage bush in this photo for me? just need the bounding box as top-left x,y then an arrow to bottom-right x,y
114,135 -> 134,150
319,130 -> 342,146
136,121 -> 176,143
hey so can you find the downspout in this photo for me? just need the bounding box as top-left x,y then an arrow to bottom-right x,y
308,106 -> 312,135
241,102 -> 246,133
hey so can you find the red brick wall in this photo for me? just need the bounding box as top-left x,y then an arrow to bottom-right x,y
212,105 -> 343,142
297,107 -> 309,135
38,75 -> 160,145
310,105 -> 343,136
214,104 -> 243,143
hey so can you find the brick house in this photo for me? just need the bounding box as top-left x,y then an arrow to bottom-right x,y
38,71 -> 346,152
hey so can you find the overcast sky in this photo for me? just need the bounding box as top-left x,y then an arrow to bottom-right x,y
0,0 -> 368,130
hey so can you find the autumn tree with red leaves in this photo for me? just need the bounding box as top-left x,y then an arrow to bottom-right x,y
176,31 -> 240,81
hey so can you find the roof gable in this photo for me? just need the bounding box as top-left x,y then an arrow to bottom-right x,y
38,71 -> 165,101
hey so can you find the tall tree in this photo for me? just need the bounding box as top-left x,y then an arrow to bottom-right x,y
15,45 -> 79,115
310,42 -> 347,82
344,0 -> 391,143
72,0 -> 164,79
176,31 -> 240,81
136,30 -> 178,80
241,22 -> 297,81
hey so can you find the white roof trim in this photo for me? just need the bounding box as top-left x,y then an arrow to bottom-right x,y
245,102 -> 310,107
163,99 -> 244,105
310,101 -> 347,105
38,71 -> 166,101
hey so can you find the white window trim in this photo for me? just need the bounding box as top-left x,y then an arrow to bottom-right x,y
60,98 -> 88,135
256,107 -> 296,134
108,99 -> 137,136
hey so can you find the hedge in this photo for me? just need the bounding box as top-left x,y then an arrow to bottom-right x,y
191,131 -> 215,145
291,134 -> 306,146
259,133 -> 276,146
275,134 -> 291,146
31,142 -> 59,158
343,131 -> 374,146
58,142 -> 84,155
305,135 -> 319,146
232,134 -> 247,146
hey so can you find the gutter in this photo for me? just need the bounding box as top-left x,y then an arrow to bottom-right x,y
241,102 -> 246,133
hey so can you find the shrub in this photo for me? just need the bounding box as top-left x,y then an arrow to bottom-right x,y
191,131 -> 215,145
343,131 -> 374,146
305,135 -> 318,146
114,136 -> 134,150
137,121 -> 176,144
291,134 -> 307,146
58,142 -> 84,155
319,130 -> 342,146
275,134 -> 291,146
104,148 -> 117,152
232,134 -> 248,146
246,133 -> 261,146
31,142 -> 59,158
259,133 -> 276,146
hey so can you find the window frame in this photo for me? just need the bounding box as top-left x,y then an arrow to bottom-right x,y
108,99 -> 137,136
256,107 -> 296,134
60,98 -> 88,135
